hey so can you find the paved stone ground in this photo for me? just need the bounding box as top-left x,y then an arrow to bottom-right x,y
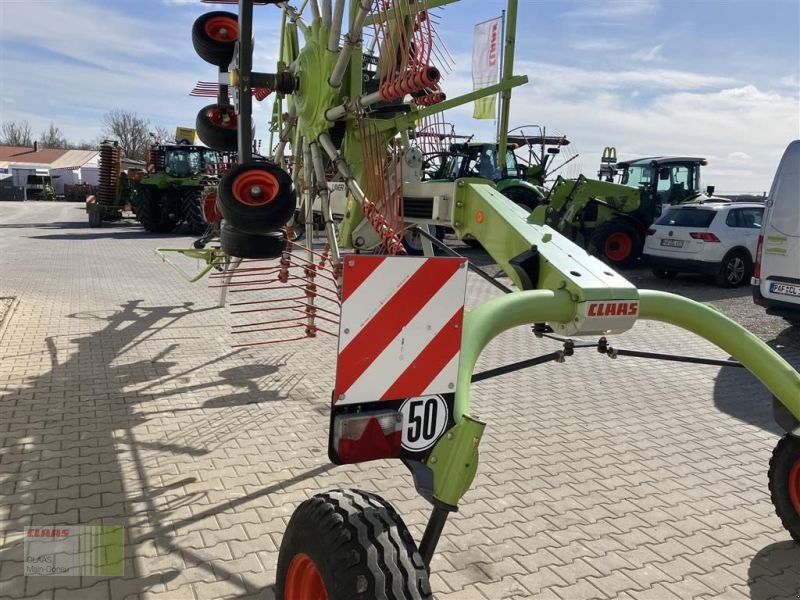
1,201 -> 798,600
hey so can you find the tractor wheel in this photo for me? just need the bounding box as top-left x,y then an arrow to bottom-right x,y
714,250 -> 751,288
218,162 -> 296,235
134,187 -> 177,233
183,192 -> 207,236
196,104 -> 238,152
276,489 -> 432,600
589,220 -> 641,267
220,221 -> 286,259
87,199 -> 101,228
88,209 -> 101,228
768,433 -> 800,543
192,11 -> 238,67
502,186 -> 541,212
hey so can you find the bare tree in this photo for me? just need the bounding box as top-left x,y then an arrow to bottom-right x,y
151,126 -> 174,145
101,110 -> 151,160
1,119 -> 34,146
39,123 -> 69,149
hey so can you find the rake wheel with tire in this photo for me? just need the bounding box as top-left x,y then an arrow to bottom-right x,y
217,162 -> 296,235
276,489 -> 432,600
192,11 -> 239,67
768,433 -> 800,543
196,103 -> 239,152
219,221 -> 286,259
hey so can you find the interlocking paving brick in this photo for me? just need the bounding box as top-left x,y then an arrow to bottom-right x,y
2,203 -> 800,599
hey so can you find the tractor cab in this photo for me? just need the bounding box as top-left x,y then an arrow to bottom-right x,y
615,157 -> 708,214
147,145 -> 220,179
437,142 -> 523,182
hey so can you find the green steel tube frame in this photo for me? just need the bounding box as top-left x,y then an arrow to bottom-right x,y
430,286 -> 800,508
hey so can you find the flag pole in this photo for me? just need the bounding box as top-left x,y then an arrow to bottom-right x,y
497,0 -> 517,177
496,9 -> 505,142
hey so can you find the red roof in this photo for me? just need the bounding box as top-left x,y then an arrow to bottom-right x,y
0,145 -> 72,165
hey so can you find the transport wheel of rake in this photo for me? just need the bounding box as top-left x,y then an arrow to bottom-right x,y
276,489 -> 432,600
192,11 -> 238,67
715,250 -> 751,288
220,221 -> 286,259
652,268 -> 678,280
768,433 -> 800,543
218,162 -> 296,235
402,226 -> 446,256
196,103 -> 238,152
590,219 -> 641,267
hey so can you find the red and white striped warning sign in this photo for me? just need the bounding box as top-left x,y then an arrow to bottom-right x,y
334,256 -> 468,406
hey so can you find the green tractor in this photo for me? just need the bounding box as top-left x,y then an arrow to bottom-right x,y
425,141 -> 545,211
532,148 -> 721,266
132,144 -> 220,234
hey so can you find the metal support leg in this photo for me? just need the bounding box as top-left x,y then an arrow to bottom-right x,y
218,256 -> 243,307
237,0 -> 254,162
418,505 -> 450,569
420,224 -> 436,257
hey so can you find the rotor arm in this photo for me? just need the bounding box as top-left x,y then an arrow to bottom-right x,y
328,0 -> 371,87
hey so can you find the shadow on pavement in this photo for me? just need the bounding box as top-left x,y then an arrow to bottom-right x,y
29,231 -> 187,241
0,299 -> 313,598
748,541 -> 800,599
712,331 -> 800,435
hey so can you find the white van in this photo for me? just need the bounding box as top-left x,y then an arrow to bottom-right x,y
752,140 -> 800,322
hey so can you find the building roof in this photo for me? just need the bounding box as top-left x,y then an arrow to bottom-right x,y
0,146 -> 99,169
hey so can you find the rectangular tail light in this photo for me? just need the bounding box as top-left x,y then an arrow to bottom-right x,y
332,410 -> 402,464
753,234 -> 764,279
646,228 -> 656,236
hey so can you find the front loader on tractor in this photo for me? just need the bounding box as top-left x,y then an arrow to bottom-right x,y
533,148 -> 724,266
178,0 -> 800,597
132,144 -> 222,234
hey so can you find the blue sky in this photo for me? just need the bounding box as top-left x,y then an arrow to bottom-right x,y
1,0 -> 798,192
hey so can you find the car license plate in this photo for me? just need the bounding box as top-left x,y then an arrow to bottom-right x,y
660,239 -> 684,248
769,282 -> 800,297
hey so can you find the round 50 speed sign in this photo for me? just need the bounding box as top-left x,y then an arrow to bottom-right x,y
399,395 -> 449,452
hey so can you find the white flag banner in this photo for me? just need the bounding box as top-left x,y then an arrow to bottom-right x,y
472,16 -> 502,119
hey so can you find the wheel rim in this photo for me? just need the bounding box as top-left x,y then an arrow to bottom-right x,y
232,170 -> 280,207
204,16 -> 238,42
207,107 -> 237,129
604,232 -> 633,262
285,553 -> 328,600
790,458 -> 800,515
726,257 -> 745,284
404,230 -> 423,251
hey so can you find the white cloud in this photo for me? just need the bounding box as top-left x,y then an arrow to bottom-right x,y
569,38 -> 628,53
632,44 -> 663,62
0,0 -> 283,147
779,73 -> 800,88
434,58 -> 795,193
564,0 -> 659,21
